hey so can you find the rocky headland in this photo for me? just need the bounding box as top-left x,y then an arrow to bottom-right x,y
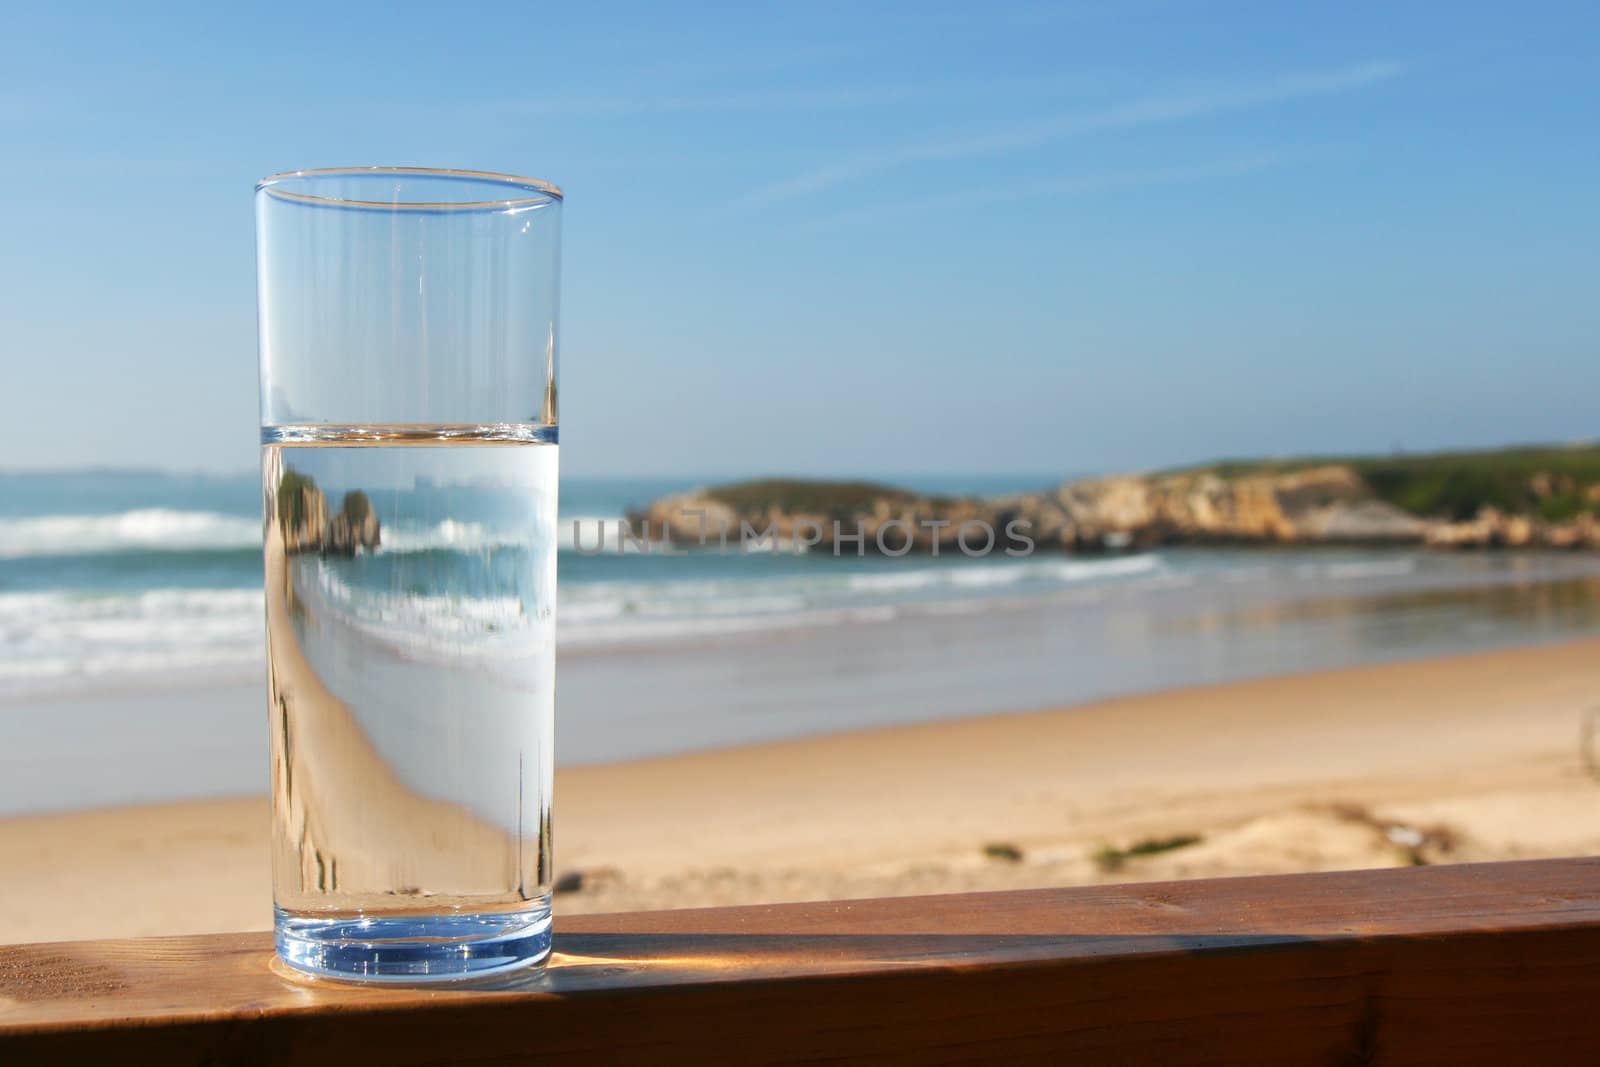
275,470 -> 381,556
629,445 -> 1600,554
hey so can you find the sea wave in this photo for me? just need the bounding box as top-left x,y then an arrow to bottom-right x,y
299,562 -> 551,676
554,554 -> 1166,646
372,516 -> 625,554
379,519 -> 502,553
0,510 -> 630,561
310,563 -> 538,635
0,587 -> 262,623
1314,558 -> 1419,581
0,510 -> 261,559
847,553 -> 1160,593
557,606 -> 901,649
0,543 -> 1466,694
0,588 -> 264,693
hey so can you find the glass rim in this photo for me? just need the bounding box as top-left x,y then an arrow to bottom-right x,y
256,166 -> 564,208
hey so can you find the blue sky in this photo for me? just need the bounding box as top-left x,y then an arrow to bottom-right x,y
1,1 -> 1596,477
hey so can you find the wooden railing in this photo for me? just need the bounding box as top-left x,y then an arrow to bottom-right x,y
4,858 -> 1600,1063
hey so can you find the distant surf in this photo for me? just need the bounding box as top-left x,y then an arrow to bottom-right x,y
0,509 -> 260,559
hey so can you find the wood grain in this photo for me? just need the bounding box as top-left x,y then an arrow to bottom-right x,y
4,858 -> 1600,1064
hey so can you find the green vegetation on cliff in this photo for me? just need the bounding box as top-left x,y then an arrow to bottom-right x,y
708,445 -> 1600,525
276,469 -> 319,531
339,489 -> 373,524
701,478 -> 952,519
659,443 -> 1600,555
1189,444 -> 1600,522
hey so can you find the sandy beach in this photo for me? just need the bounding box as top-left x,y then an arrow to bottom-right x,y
5,637 -> 1600,945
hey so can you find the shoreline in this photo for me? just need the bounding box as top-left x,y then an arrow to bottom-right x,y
12,547 -> 1600,703
5,638 -> 1600,943
4,563 -> 1599,812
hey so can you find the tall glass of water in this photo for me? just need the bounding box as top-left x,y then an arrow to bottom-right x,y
254,168 -> 561,981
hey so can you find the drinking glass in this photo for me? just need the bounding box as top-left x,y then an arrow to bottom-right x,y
254,167 -> 562,981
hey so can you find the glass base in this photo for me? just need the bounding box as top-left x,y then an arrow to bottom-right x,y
274,900 -> 552,983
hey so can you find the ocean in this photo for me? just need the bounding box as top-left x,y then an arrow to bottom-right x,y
0,468 -> 1067,695
6,468 -> 1600,813
8,469 -> 1600,700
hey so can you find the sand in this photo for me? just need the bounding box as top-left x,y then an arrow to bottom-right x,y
5,637 -> 1600,945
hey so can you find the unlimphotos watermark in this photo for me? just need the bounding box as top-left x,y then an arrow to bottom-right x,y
571,514 -> 1036,558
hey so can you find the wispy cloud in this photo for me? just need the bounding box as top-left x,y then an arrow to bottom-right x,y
734,60 -> 1403,210
509,73 -> 1115,119
599,41 -> 868,88
872,0 -> 1182,31
798,148 -> 1325,230
511,85 -> 934,117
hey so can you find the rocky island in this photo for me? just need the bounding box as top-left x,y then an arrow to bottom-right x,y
275,469 -> 381,556
629,444 -> 1600,554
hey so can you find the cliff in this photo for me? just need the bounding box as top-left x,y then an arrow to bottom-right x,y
628,445 -> 1600,554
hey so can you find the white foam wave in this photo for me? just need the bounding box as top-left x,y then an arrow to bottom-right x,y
0,510 -> 261,559
378,515 -> 621,554
0,510 -> 639,560
380,519 -> 502,553
558,603 -> 903,649
1320,559 -> 1418,580
1,510 -> 972,561
301,561 -> 551,672
847,570 -> 939,593
311,564 -> 533,633
0,588 -> 264,694
556,555 -> 1165,647
848,553 -> 1159,593
1291,558 -> 1419,582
